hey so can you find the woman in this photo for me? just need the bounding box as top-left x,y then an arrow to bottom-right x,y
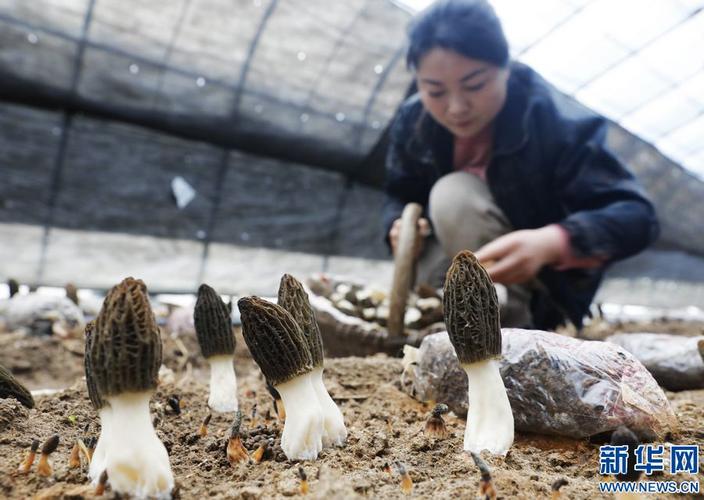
383,0 -> 659,329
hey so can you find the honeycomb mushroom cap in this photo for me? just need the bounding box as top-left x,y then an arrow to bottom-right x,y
41,434 -> 60,455
91,277 -> 163,397
238,296 -> 313,386
277,274 -> 324,367
443,250 -> 501,365
0,362 -> 34,409
194,284 -> 235,358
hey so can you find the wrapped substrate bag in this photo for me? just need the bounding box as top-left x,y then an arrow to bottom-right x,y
402,329 -> 677,439
0,294 -> 84,336
606,333 -> 704,391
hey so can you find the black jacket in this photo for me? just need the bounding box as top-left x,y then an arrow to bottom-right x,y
383,62 -> 659,329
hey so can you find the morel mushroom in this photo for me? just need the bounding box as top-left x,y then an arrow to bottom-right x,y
65,282 -> 79,306
198,413 -> 211,437
194,284 -> 238,413
0,362 -> 35,409
17,439 -> 39,474
95,470 -> 109,496
227,411 -> 249,464
37,434 -> 60,477
7,278 -> 19,298
470,452 -> 497,499
251,439 -> 271,464
238,296 -> 323,460
89,277 -> 173,497
394,462 -> 413,494
278,274 -> 347,447
298,466 -> 309,495
551,478 -> 568,500
443,251 -> 514,455
424,403 -> 449,439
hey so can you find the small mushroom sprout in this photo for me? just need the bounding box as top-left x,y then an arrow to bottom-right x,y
17,439 -> 39,474
251,438 -> 272,464
198,413 -> 212,437
551,478 -> 569,500
424,403 -> 450,439
470,452 -> 497,500
227,410 -> 249,465
394,462 -> 413,494
298,466 -> 309,494
85,436 -> 97,461
278,274 -> 347,447
95,470 -> 108,496
166,395 -> 181,415
37,434 -> 60,477
87,277 -> 174,497
443,251 -> 514,455
238,296 -> 323,460
194,284 -> 239,413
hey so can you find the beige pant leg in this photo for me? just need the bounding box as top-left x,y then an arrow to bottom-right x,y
421,171 -> 533,327
429,171 -> 511,254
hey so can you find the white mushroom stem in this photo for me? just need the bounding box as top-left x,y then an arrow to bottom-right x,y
104,391 -> 174,498
311,366 -> 347,447
276,373 -> 324,460
89,406 -> 112,484
207,354 -> 239,413
463,359 -> 514,455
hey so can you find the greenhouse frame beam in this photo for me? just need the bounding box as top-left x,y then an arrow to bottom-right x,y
1,72 -> 389,186
196,149 -> 230,286
516,0 -> 595,58
572,7 -> 704,95
36,0 -> 97,285
151,0 -> 193,110
0,12 -> 376,129
230,0 -> 278,118
302,0 -> 370,107
357,44 -> 405,148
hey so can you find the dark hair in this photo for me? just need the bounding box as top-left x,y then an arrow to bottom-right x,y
406,0 -> 509,70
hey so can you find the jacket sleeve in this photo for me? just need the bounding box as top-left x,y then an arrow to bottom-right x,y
552,115 -> 659,262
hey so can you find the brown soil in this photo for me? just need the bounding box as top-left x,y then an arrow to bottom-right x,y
1,322 -> 703,499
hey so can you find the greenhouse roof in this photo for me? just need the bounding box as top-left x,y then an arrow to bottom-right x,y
397,0 -> 704,179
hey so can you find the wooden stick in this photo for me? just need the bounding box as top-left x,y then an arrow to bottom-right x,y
388,202 -> 422,337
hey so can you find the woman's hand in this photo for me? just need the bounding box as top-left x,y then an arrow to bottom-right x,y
389,217 -> 431,258
474,226 -> 564,285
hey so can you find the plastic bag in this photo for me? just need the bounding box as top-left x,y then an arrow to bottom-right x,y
0,294 -> 84,337
606,333 -> 704,391
403,329 -> 677,439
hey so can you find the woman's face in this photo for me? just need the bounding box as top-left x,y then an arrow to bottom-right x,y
416,48 -> 509,138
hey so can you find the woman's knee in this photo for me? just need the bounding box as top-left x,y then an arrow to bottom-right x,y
429,172 -> 493,227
